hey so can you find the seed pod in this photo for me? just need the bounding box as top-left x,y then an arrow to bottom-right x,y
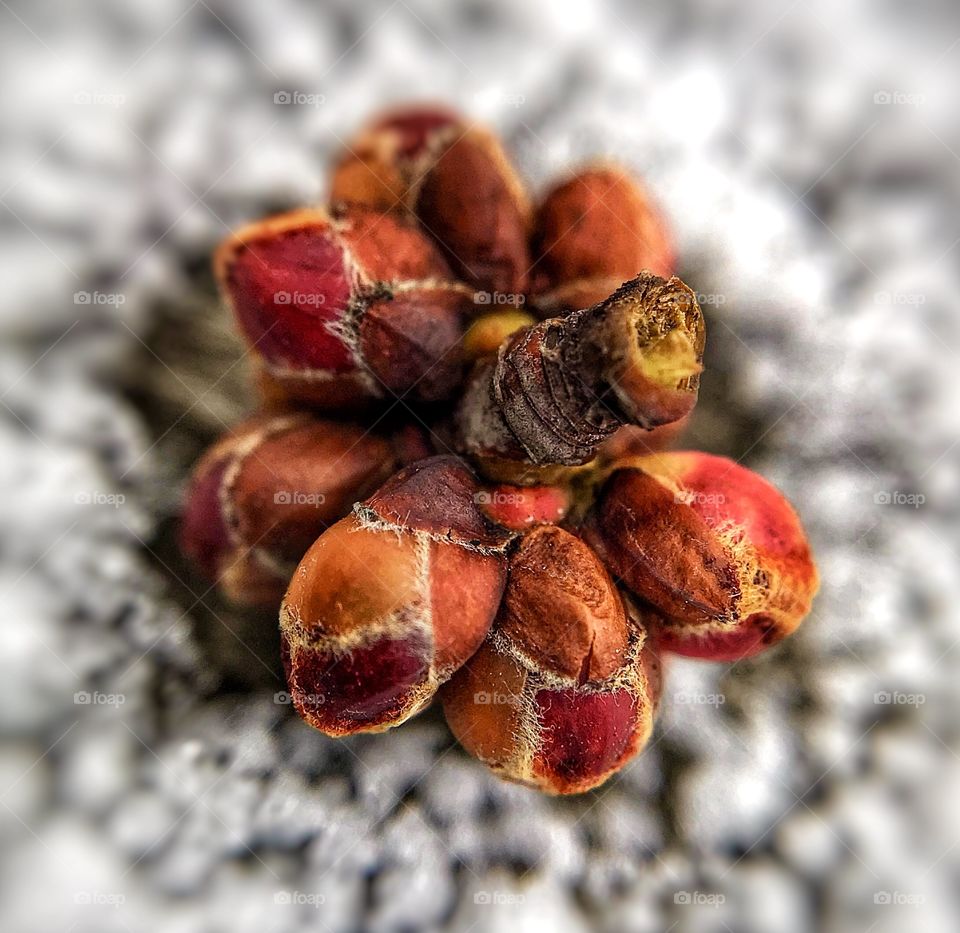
215,206 -> 473,409
330,104 -> 463,213
442,525 -> 663,794
281,456 -> 512,736
582,452 -> 819,661
457,272 -> 705,469
179,414 -> 400,607
415,125 -> 533,297
531,164 -> 674,305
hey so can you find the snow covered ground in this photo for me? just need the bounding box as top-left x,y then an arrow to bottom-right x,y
1,1 -> 958,930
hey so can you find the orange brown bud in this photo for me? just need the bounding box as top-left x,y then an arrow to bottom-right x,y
442,525 -> 662,794
331,108 -> 533,298
582,452 -> 819,661
179,414 -> 399,607
532,164 -> 674,300
280,457 -> 512,736
215,206 -> 473,409
415,125 -> 533,297
457,272 -> 705,467
330,104 -> 463,213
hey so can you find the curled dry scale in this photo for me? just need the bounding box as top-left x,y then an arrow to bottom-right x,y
180,105 -> 819,795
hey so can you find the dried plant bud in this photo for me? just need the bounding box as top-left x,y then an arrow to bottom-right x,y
332,109 -> 532,296
457,272 -> 705,468
179,414 -> 398,607
330,104 -> 463,213
583,452 -> 819,660
415,126 -> 533,296
442,526 -> 662,794
281,457 -> 512,736
215,206 -> 472,408
532,164 -> 674,296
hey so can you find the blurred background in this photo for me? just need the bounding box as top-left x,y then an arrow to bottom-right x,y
1,0 -> 958,930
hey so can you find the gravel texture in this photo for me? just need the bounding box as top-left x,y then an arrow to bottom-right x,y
1,1 -> 958,931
